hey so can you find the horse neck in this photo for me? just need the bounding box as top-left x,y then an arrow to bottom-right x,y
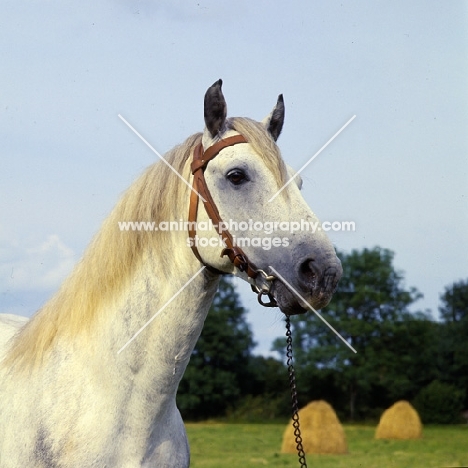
94,246 -> 219,399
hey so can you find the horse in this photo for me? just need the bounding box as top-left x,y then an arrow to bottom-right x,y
0,80 -> 342,467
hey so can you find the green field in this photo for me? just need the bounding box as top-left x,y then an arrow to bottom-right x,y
186,423 -> 468,468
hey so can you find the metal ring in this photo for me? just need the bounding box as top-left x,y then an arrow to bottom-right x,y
257,290 -> 277,307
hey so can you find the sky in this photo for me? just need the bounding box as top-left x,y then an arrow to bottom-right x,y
1,1 -> 467,357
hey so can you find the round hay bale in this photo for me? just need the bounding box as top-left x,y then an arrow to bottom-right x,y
281,400 -> 348,454
375,400 -> 422,439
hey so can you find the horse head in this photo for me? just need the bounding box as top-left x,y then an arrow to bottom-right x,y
189,79 -> 342,315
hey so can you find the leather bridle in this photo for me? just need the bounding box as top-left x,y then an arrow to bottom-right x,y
188,134 -> 277,307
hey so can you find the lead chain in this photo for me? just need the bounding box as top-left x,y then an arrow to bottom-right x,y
285,315 -> 307,468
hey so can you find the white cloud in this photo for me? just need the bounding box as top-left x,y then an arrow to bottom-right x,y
0,235 -> 76,293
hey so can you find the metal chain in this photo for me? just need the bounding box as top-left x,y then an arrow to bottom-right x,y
285,315 -> 308,468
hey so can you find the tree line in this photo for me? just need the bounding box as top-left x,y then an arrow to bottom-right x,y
177,247 -> 468,424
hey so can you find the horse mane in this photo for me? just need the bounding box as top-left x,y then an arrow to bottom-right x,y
5,117 -> 287,371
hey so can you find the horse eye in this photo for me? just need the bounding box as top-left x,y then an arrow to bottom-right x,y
226,169 -> 248,186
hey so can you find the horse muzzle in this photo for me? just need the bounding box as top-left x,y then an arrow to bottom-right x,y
271,257 -> 343,315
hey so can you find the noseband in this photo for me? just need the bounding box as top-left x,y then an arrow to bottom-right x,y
188,134 -> 277,307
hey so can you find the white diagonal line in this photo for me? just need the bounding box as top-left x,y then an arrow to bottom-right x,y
117,266 -> 206,354
269,266 -> 357,353
118,114 -> 206,203
268,115 -> 356,202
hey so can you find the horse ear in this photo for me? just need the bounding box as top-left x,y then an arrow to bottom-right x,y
263,94 -> 285,141
204,79 -> 227,138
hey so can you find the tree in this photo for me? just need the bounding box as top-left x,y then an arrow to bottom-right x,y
413,380 -> 465,424
227,356 -> 291,421
437,279 -> 468,407
273,247 -> 429,420
177,276 -> 255,420
439,279 -> 468,323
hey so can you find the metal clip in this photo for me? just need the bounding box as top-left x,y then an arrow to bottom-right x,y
249,268 -> 278,308
257,289 -> 277,307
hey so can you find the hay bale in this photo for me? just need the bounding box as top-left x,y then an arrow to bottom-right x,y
281,400 -> 348,454
375,400 -> 422,439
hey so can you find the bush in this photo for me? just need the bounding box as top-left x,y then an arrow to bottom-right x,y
413,380 -> 465,424
226,394 -> 290,422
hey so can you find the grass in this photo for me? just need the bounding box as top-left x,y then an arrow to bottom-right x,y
186,423 -> 468,468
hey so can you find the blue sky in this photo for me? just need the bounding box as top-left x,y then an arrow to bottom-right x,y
1,1 -> 467,356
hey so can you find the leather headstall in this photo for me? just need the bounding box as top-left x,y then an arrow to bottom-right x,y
188,134 -> 260,279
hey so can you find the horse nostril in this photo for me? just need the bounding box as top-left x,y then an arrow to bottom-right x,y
299,258 -> 320,289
